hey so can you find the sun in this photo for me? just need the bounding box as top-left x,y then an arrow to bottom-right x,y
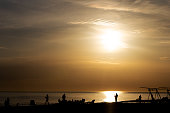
100,29 -> 126,52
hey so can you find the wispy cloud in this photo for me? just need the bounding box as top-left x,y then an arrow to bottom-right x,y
93,60 -> 120,65
69,0 -> 170,16
160,40 -> 170,44
69,19 -> 115,26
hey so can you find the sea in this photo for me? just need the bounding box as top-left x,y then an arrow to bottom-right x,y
0,91 -> 168,106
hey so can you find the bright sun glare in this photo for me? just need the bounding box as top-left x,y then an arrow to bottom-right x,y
103,91 -> 121,102
100,29 -> 126,52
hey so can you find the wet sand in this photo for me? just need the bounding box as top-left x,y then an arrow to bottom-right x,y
0,102 -> 170,113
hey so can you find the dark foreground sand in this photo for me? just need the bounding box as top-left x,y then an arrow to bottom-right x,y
0,103 -> 170,113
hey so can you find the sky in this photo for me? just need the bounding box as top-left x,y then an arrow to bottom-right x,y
0,0 -> 170,92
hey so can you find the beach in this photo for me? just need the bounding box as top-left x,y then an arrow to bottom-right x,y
0,91 -> 168,106
0,91 -> 170,113
1,102 -> 170,113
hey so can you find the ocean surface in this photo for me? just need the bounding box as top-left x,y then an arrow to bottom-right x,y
0,91 -> 168,106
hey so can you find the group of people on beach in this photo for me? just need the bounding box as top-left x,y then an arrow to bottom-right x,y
4,92 -> 120,106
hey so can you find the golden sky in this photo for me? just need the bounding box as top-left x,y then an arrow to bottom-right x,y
0,0 -> 170,91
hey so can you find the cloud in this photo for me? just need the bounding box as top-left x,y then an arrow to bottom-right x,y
69,19 -> 115,27
0,46 -> 7,49
0,0 -> 90,29
91,60 -> 120,65
160,57 -> 170,61
69,0 -> 170,16
0,0 -> 170,59
160,41 -> 170,44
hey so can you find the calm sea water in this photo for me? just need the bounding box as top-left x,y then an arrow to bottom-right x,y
0,91 -> 168,106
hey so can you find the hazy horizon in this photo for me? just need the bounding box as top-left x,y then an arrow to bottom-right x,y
0,0 -> 170,92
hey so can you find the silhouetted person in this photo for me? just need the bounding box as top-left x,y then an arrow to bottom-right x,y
139,95 -> 142,102
4,97 -> 10,107
82,99 -> 85,103
62,93 -> 66,101
151,94 -> 155,101
115,93 -> 118,102
30,100 -> 36,105
92,99 -> 95,104
58,98 -> 61,103
45,94 -> 49,105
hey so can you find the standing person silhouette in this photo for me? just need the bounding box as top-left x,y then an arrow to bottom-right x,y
138,95 -> 142,103
4,97 -> 10,107
139,95 -> 142,101
45,94 -> 49,105
115,93 -> 118,102
62,93 -> 66,101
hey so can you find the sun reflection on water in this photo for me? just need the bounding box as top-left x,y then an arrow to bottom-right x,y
103,91 -> 121,102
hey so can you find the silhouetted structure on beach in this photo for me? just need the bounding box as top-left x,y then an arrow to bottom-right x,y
135,87 -> 170,103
